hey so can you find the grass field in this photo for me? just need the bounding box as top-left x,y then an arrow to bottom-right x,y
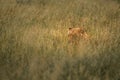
0,0 -> 120,80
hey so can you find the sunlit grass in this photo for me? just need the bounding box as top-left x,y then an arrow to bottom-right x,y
0,0 -> 120,80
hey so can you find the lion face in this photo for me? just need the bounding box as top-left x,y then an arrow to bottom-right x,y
68,27 -> 89,43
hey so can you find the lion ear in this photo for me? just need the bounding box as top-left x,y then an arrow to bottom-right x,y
69,28 -> 72,30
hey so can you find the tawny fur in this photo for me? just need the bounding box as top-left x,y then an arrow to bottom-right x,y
68,27 -> 89,44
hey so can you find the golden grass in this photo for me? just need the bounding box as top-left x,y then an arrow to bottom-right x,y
0,0 -> 120,80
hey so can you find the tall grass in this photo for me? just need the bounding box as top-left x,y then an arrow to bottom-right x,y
0,0 -> 120,80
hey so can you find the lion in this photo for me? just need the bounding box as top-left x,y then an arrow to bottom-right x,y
68,27 -> 89,44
